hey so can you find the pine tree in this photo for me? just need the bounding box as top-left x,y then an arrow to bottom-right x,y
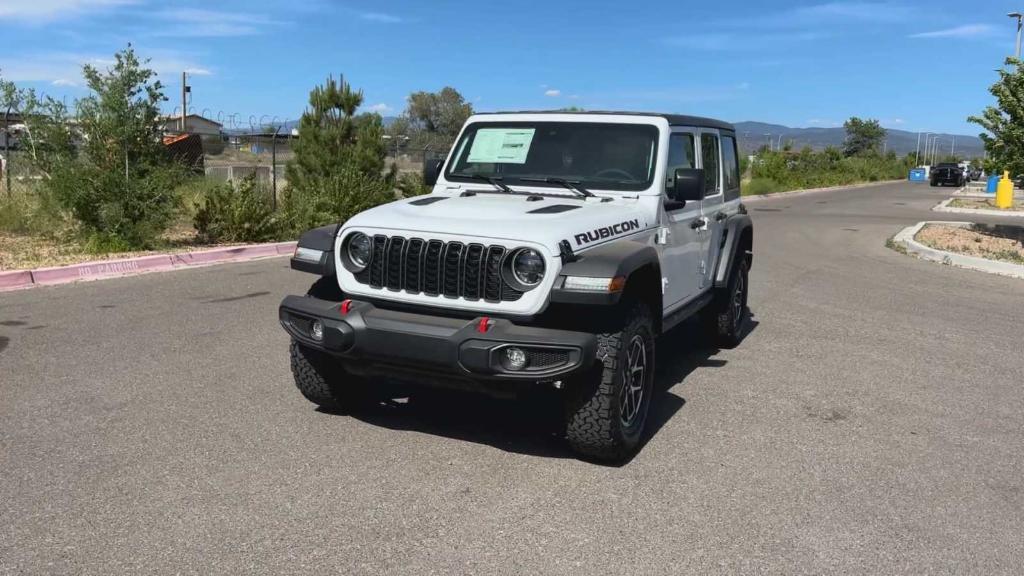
285,76 -> 394,193
969,58 -> 1024,176
283,76 -> 395,234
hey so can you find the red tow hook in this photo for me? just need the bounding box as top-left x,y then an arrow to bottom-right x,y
477,316 -> 491,333
340,299 -> 353,315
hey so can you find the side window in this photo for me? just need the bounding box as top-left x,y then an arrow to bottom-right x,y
700,133 -> 720,195
665,133 -> 695,192
721,135 -> 740,199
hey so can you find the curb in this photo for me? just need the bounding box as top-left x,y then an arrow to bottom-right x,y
742,180 -> 905,202
932,198 -> 1024,218
0,241 -> 297,292
892,221 -> 1024,279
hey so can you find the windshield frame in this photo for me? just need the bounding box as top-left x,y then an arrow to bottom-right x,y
443,121 -> 660,193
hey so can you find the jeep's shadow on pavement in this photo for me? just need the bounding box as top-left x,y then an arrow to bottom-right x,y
314,312 -> 757,464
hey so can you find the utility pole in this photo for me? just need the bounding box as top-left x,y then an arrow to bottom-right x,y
180,71 -> 188,132
1011,13 -> 1024,59
2,106 -> 10,196
915,132 -> 922,166
271,125 -> 280,211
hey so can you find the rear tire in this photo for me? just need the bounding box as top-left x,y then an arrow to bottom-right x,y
706,258 -> 750,349
565,302 -> 655,461
289,340 -> 364,410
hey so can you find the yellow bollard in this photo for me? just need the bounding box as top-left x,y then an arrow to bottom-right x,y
996,170 -> 1014,209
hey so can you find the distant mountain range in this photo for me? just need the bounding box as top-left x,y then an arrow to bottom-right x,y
733,121 -> 984,158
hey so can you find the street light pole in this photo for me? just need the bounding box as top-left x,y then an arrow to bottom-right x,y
1010,12 -> 1023,59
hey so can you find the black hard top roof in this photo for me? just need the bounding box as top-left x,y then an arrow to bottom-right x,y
478,110 -> 735,131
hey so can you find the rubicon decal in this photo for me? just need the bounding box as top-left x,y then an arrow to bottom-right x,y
574,219 -> 642,246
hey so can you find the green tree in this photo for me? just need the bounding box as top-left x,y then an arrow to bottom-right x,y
282,76 -> 395,235
969,58 -> 1024,177
0,74 -> 76,178
843,117 -> 886,157
286,76 -> 393,191
403,87 -> 473,150
46,46 -> 183,249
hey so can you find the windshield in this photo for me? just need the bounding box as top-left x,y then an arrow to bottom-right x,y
445,122 -> 659,192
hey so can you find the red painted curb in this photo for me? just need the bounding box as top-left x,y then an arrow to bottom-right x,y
31,255 -> 175,285
173,243 -> 287,265
0,270 -> 34,290
1,241 -> 297,292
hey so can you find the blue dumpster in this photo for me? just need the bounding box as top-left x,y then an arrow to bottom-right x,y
987,175 -> 999,194
909,168 -> 926,182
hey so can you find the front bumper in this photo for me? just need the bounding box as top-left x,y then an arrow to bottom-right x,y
279,295 -> 598,385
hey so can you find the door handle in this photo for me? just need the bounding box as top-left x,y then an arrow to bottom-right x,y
714,211 -> 728,222
689,218 -> 707,230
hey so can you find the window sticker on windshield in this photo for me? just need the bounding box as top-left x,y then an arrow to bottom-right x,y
467,128 -> 536,164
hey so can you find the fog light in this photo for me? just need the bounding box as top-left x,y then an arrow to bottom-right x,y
311,320 -> 324,342
502,347 -> 528,371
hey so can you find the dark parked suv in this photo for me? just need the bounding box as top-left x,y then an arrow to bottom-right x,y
930,163 -> 965,187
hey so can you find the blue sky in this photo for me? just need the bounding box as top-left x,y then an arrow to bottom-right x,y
1,0 -> 1019,134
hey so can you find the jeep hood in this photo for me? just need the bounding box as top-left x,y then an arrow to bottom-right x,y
342,193 -> 652,253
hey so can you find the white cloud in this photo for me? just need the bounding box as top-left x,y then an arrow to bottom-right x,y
544,89 -> 561,97
1,51 -> 214,85
909,24 -> 994,39
664,31 -> 825,51
0,0 -> 136,22
153,8 -> 280,37
792,2 -> 912,23
361,12 -> 401,23
367,103 -> 393,114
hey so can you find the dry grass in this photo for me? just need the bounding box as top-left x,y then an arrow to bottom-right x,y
948,198 -> 1024,211
916,223 -> 1024,265
0,221 -> 246,272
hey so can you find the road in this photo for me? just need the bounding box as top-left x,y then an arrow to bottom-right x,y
2,182 -> 1023,574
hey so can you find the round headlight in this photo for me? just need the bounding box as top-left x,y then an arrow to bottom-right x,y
347,233 -> 372,269
512,248 -> 545,286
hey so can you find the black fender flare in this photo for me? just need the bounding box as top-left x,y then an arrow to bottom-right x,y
550,238 -> 661,306
713,214 -> 753,289
290,223 -> 340,276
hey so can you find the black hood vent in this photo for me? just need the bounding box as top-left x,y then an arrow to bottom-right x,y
408,196 -> 448,206
527,204 -> 580,214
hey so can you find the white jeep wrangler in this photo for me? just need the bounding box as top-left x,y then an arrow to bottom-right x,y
279,111 -> 753,460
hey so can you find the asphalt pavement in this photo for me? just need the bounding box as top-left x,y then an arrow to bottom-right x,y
2,181 -> 1023,574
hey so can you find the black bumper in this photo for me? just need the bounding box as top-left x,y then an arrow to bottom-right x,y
279,295 -> 598,385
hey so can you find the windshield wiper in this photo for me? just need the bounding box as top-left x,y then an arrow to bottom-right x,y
519,177 -> 594,198
452,173 -> 514,194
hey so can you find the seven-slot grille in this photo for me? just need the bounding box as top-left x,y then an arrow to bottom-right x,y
354,235 -> 524,302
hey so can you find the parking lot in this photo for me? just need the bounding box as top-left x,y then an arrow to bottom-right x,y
2,181 -> 1023,574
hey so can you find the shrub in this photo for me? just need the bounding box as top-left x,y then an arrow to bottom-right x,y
744,178 -> 785,196
281,163 -> 394,236
396,172 -> 431,197
193,177 -> 280,243
48,161 -> 185,250
0,185 -> 67,236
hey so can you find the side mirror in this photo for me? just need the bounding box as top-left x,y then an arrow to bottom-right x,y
670,168 -> 706,203
423,160 -> 443,186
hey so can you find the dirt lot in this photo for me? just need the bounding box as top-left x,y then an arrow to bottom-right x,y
916,223 -> 1024,265
948,198 -> 1024,211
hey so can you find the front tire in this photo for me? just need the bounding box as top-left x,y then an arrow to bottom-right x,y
565,302 -> 656,461
289,340 -> 363,410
